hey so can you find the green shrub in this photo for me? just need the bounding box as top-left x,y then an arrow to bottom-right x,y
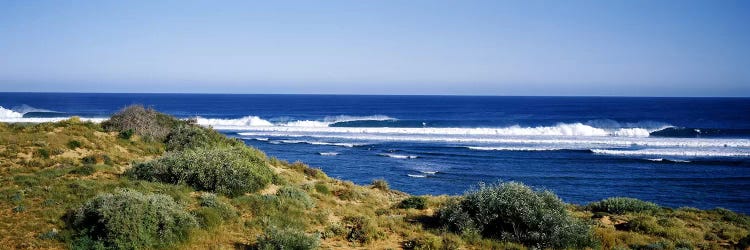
399,196 -> 428,210
118,129 -> 134,139
234,194 -> 306,230
127,146 -> 274,197
371,178 -> 389,191
165,124 -> 242,151
588,197 -> 660,214
255,227 -> 320,250
193,207 -> 223,229
437,182 -> 594,249
80,154 -> 112,165
68,189 -> 197,249
314,182 -> 330,195
622,215 -> 661,234
276,186 -> 315,209
343,216 -> 382,244
67,140 -> 83,149
70,165 -> 96,176
34,148 -> 50,159
102,105 -> 182,141
198,192 -> 237,219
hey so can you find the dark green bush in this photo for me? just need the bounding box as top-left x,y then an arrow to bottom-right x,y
127,146 -> 274,197
255,227 -> 320,250
34,148 -> 50,159
371,179 -> 389,191
276,186 -> 315,209
193,207 -> 223,229
118,129 -> 134,139
198,192 -> 238,219
233,194 -> 306,230
164,124 -> 243,151
102,105 -> 182,141
399,196 -> 428,210
343,216 -> 382,244
437,182 -> 594,249
588,197 -> 660,214
69,189 -> 197,249
314,182 -> 330,195
80,154 -> 111,165
67,140 -> 83,149
69,165 -> 96,176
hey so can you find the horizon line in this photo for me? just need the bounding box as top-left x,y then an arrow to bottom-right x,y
0,91 -> 748,98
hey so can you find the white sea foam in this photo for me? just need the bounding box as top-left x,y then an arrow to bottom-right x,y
273,140 -> 363,148
197,116 -> 274,127
378,153 -> 418,159
224,122 -> 656,137
0,106 -> 106,123
319,152 -> 339,156
467,146 -> 565,151
420,171 -> 438,174
0,106 -> 24,119
237,131 -> 750,148
407,174 -> 427,178
591,149 -> 750,157
646,158 -> 691,163
196,115 -> 395,128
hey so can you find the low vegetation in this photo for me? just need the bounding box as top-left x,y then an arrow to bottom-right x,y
2,106 -> 749,249
126,146 -> 274,197
588,197 -> 660,214
68,189 -> 197,249
438,182 -> 595,249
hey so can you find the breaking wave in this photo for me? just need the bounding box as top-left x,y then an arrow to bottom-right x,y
378,153 -> 419,159
0,105 -> 105,123
590,149 -> 750,158
197,115 -> 395,128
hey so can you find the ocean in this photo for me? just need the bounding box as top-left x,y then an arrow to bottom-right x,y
2,93 -> 749,213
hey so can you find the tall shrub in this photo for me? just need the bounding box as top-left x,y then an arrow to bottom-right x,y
127,146 -> 274,197
437,182 -> 594,249
102,105 -> 181,141
69,189 -> 197,249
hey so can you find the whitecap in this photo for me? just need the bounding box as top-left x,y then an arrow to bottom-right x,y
378,153 -> 418,159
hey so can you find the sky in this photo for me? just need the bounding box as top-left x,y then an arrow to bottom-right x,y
0,0 -> 748,96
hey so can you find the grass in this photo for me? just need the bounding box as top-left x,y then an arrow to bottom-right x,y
2,109 -> 750,249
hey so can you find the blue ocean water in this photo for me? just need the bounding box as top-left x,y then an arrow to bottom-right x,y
2,93 -> 749,213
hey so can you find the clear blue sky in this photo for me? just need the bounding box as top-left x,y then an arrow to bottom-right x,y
1,0 -> 748,96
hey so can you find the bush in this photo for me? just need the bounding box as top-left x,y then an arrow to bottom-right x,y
67,140 -> 83,149
437,182 -> 594,249
118,129 -> 134,139
198,192 -> 238,219
70,165 -> 96,176
399,196 -> 428,210
276,186 -> 315,209
588,197 -> 660,214
102,105 -> 182,141
128,146 -> 274,197
314,182 -> 330,195
255,227 -> 320,250
164,124 -> 242,151
34,148 -> 50,159
234,194 -> 306,230
343,216 -> 382,244
68,189 -> 197,249
80,154 -> 112,165
372,179 -> 389,191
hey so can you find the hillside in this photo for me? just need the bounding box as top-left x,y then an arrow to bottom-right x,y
1,106 -> 749,250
